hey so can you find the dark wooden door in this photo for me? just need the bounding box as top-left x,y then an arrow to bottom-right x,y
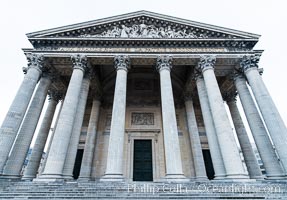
73,149 -> 84,179
133,140 -> 153,181
202,149 -> 215,180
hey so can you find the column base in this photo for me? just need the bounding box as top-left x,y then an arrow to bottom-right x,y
78,177 -> 91,182
195,176 -> 209,181
224,173 -> 252,181
265,175 -> 287,180
100,174 -> 125,182
249,175 -> 265,180
0,174 -> 21,180
213,174 -> 227,180
35,174 -> 64,182
62,174 -> 74,180
164,174 -> 189,183
21,175 -> 36,181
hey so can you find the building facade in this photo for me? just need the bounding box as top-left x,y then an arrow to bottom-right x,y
0,11 -> 286,182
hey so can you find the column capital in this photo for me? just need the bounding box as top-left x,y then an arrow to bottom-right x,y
230,70 -> 245,81
193,68 -> 204,81
71,54 -> 88,72
156,55 -> 173,72
48,89 -> 65,102
223,90 -> 237,103
196,55 -> 216,72
114,55 -> 130,71
239,54 -> 260,72
25,53 -> 45,73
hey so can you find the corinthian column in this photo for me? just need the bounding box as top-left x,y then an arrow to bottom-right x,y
195,75 -> 226,179
101,55 -> 129,181
0,54 -> 44,173
1,73 -> 52,179
22,91 -> 61,180
79,97 -> 101,180
225,92 -> 263,180
197,55 -> 247,179
40,54 -> 88,180
184,93 -> 208,180
234,73 -> 286,179
157,55 -> 186,182
240,55 -> 287,173
62,74 -> 91,179
39,101 -> 64,176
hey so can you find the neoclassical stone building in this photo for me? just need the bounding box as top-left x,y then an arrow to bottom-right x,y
0,11 -> 286,183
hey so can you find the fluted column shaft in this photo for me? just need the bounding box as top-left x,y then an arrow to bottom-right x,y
227,98 -> 263,179
184,98 -> 208,180
198,55 -> 247,179
0,54 -> 43,173
2,75 -> 51,178
156,56 -> 186,181
234,74 -> 286,179
62,77 -> 90,179
79,99 -> 101,180
41,55 -> 87,179
241,55 -> 287,172
101,55 -> 129,181
39,102 -> 63,176
22,93 -> 59,180
196,76 -> 226,179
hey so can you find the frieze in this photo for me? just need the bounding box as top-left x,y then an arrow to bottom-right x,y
37,47 -> 227,53
131,113 -> 154,125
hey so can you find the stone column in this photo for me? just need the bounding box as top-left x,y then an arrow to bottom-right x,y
22,91 -> 61,180
197,55 -> 247,179
225,93 -> 263,179
1,73 -> 52,179
39,101 -> 63,176
79,98 -> 101,180
101,55 -> 130,181
184,94 -> 208,180
234,73 -> 286,179
240,54 -> 287,173
0,54 -> 44,173
62,75 -> 91,180
195,75 -> 226,179
156,55 -> 186,182
40,54 -> 88,180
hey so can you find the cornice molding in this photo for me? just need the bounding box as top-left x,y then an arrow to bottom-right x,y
28,37 -> 258,50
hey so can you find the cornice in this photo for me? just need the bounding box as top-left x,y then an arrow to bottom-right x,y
28,37 -> 258,50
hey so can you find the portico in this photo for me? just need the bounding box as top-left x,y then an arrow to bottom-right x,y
0,11 -> 286,183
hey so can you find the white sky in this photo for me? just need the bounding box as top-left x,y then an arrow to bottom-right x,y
0,0 -> 286,128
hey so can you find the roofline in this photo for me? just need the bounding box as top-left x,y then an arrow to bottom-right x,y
26,10 -> 261,39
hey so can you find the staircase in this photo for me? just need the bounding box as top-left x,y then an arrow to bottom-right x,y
0,180 -> 286,199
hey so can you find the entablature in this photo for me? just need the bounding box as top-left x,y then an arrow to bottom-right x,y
28,38 -> 257,51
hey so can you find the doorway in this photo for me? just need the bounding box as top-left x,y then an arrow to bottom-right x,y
133,140 -> 153,181
202,149 -> 215,180
73,149 -> 84,179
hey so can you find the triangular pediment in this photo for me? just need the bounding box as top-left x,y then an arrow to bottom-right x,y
27,11 -> 260,40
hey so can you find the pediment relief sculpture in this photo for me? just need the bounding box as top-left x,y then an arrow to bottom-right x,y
79,23 -> 209,39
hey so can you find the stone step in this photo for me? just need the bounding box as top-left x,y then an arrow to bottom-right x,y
0,181 -> 286,199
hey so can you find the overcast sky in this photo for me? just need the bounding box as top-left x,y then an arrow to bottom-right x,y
0,0 -> 286,128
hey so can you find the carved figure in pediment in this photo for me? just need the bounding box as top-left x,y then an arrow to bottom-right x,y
187,31 -> 197,38
130,25 -> 139,37
120,25 -> 130,37
80,22 -> 211,39
139,23 -> 148,37
166,26 -> 174,38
